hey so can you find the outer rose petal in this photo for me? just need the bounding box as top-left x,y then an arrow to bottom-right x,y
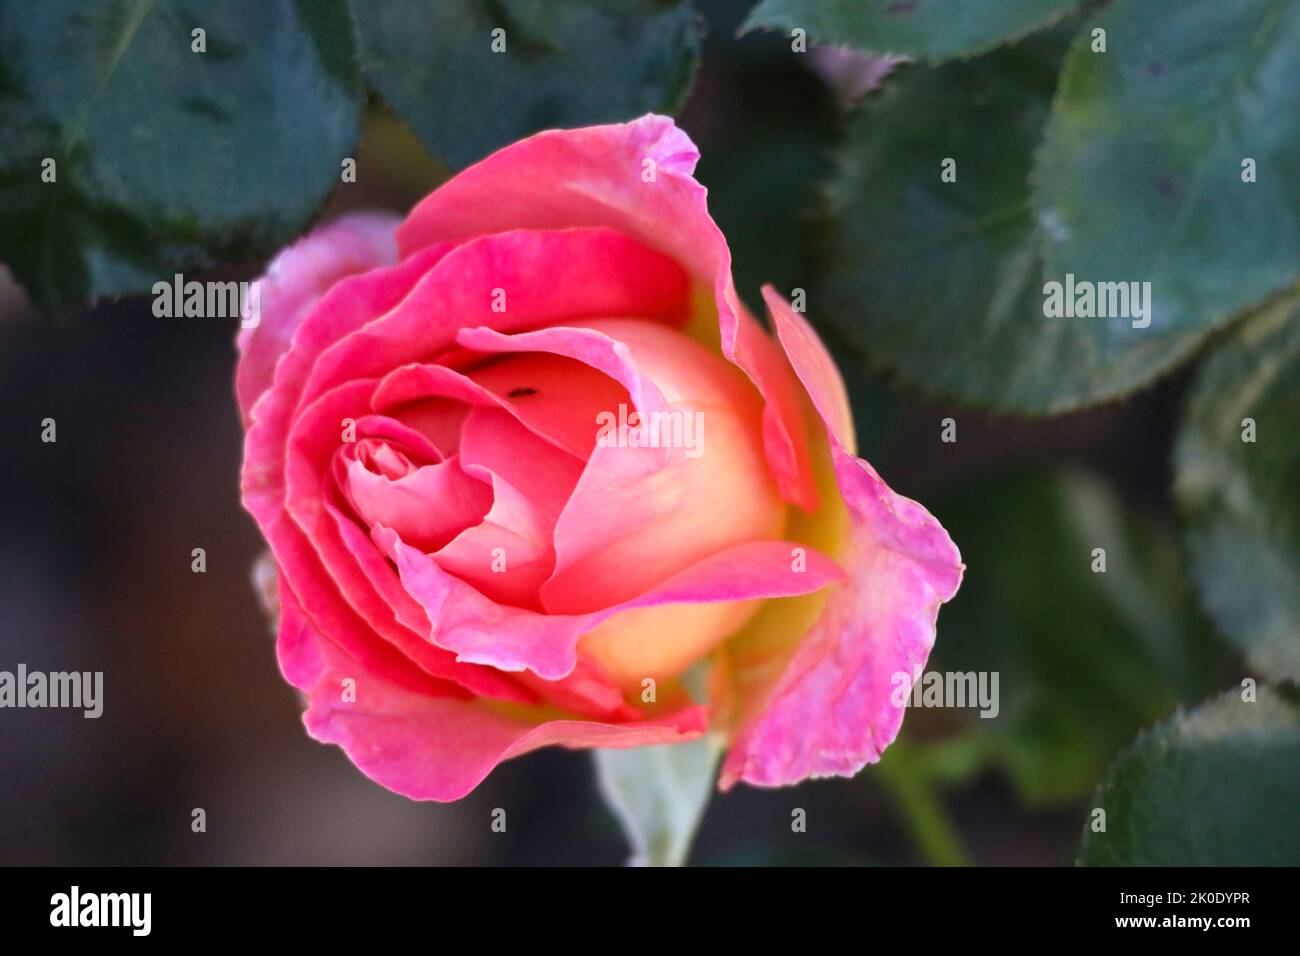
276,578 -> 707,802
718,288 -> 964,789
396,114 -> 820,511
236,212 -> 401,424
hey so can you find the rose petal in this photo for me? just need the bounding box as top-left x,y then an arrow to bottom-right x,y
717,289 -> 964,789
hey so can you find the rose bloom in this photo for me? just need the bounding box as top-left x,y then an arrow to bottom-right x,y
237,115 -> 962,801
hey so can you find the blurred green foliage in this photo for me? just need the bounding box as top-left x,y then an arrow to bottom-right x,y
919,470 -> 1223,804
1175,295 -> 1300,683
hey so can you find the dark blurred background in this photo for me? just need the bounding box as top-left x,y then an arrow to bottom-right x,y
0,0 -> 1232,865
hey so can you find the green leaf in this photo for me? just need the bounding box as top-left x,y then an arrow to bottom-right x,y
816,30 -> 1121,413
351,0 -> 701,170
1174,293 -> 1300,681
0,0 -> 364,313
817,2 -> 1300,414
594,735 -> 721,866
1032,0 -> 1300,407
743,0 -> 1077,64
921,471 -> 1221,804
1078,684 -> 1300,866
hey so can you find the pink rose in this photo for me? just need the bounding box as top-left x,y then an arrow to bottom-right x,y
237,115 -> 962,801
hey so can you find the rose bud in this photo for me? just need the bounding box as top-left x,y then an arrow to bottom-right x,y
237,115 -> 963,800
